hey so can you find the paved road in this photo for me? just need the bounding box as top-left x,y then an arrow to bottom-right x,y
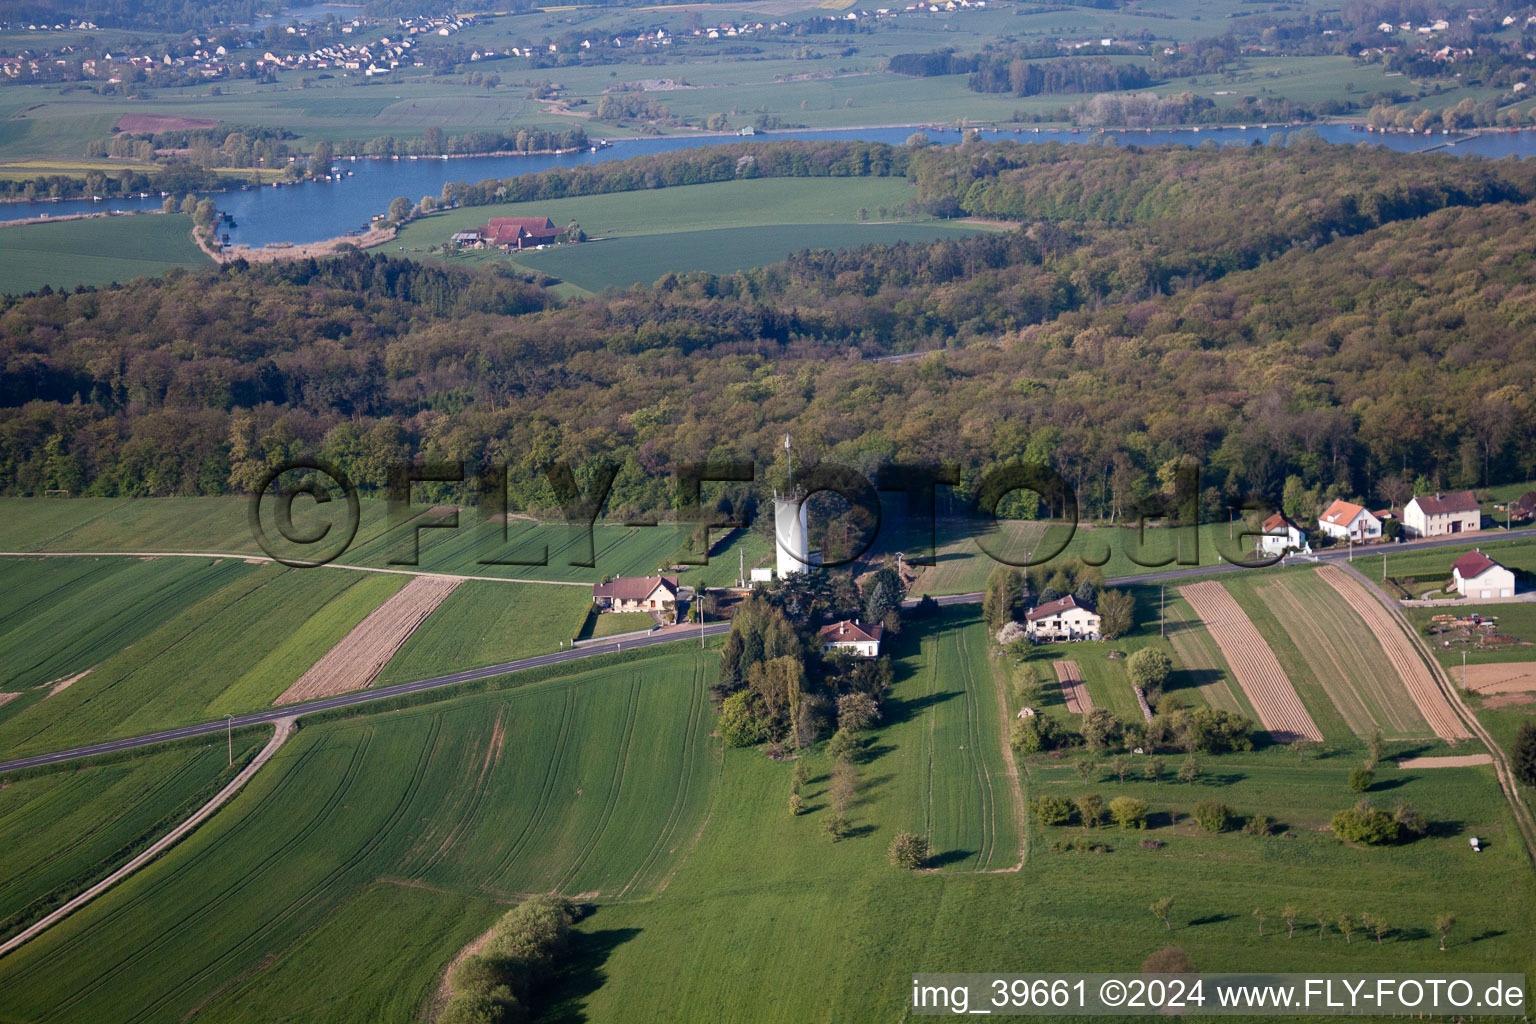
900,526 -> 1536,608
8,525 -> 1532,774
0,622 -> 730,774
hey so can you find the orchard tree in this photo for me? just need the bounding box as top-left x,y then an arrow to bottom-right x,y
1149,897 -> 1175,931
1282,905 -> 1299,939
1513,722 -> 1536,787
1128,648 -> 1172,702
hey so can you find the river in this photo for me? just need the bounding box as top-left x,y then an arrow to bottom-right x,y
5,123 -> 1534,248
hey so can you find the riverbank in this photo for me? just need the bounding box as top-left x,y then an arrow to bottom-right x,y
206,221 -> 397,263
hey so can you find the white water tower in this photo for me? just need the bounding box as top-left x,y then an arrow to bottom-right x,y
774,433 -> 810,576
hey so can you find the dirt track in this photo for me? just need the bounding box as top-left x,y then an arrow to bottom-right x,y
1052,660 -> 1092,714
1317,566 -> 1471,739
0,718 -> 293,960
1461,661 -> 1536,693
274,576 -> 460,705
1395,754 -> 1493,768
1180,581 -> 1322,742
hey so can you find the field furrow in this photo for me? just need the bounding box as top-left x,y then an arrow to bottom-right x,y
1316,566 -> 1472,740
1181,581 -> 1322,742
1052,660 -> 1092,714
274,575 -> 460,705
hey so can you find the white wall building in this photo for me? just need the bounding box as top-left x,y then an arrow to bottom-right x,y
1024,595 -> 1102,642
1452,550 -> 1516,599
819,618 -> 882,657
1317,499 -> 1381,542
1404,491 -> 1481,539
1257,512 -> 1309,557
774,494 -> 810,576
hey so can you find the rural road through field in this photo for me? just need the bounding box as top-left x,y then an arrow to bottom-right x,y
0,717 -> 295,960
5,524 -> 1533,774
0,623 -> 729,774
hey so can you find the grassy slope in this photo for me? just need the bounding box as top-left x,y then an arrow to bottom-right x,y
0,562 -> 402,757
556,687 -> 1532,1021
374,579 -> 596,684
0,652 -> 719,1023
391,176 -> 926,249
0,215 -> 208,295
0,730 -> 267,942
501,222 -> 987,292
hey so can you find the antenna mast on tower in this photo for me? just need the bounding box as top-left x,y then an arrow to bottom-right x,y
784,433 -> 794,493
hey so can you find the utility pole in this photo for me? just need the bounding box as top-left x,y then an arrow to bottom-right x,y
1463,650 -> 1468,691
225,714 -> 234,767
700,593 -> 707,649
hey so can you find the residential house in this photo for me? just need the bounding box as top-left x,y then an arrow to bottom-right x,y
1452,550 -> 1516,599
1256,512 -> 1309,557
1403,491 -> 1481,538
1024,594 -> 1102,642
819,618 -> 883,657
592,575 -> 678,612
1317,499 -> 1382,542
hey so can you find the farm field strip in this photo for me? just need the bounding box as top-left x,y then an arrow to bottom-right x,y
1052,660 -> 1092,714
1160,596 -> 1248,715
1180,581 -> 1322,742
1463,661 -> 1536,692
1316,567 -> 1472,740
274,576 -> 461,704
0,656 -> 718,1023
1256,574 -> 1432,738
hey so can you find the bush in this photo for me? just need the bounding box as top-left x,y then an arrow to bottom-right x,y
1076,792 -> 1107,828
1193,800 -> 1235,834
823,812 -> 851,841
1031,794 -> 1076,826
889,830 -> 931,868
1127,648 -> 1173,702
442,895 -> 576,1024
1011,713 -> 1070,754
1348,765 -> 1375,792
1392,802 -> 1427,838
1109,796 -> 1149,829
1332,801 -> 1400,845
826,728 -> 859,763
718,690 -> 769,747
1082,708 -> 1124,751
1242,814 -> 1276,837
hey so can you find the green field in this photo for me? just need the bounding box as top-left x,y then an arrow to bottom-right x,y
500,222 -> 987,292
0,497 -> 770,588
0,730 -> 267,942
1254,571 -> 1434,739
0,652 -> 719,1023
0,215 -> 208,295
581,610 -> 658,640
0,559 -> 404,757
375,579 -> 597,685
392,176 -> 927,251
0,598 -> 1530,1020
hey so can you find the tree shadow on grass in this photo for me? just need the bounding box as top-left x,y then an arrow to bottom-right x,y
1367,775 -> 1412,792
843,823 -> 879,840
537,916 -> 642,1024
1469,929 -> 1506,944
1189,912 -> 1236,927
1196,771 -> 1246,787
1145,811 -> 1177,830
859,741 -> 896,764
883,689 -> 962,727
926,848 -> 976,868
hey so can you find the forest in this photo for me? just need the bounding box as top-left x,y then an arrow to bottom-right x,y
3,139 -> 1536,527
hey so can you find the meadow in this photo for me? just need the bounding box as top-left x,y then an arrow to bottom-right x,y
0,651 -> 720,1024
0,214 -> 208,295
391,176 -> 929,251
0,559 -> 404,757
500,222 -> 986,292
0,730 -> 266,943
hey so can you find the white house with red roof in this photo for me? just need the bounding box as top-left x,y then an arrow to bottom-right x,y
1404,490 -> 1481,539
592,575 -> 678,612
819,618 -> 883,657
1256,512 -> 1309,557
1024,594 -> 1101,642
1317,499 -> 1381,542
1451,550 -> 1515,599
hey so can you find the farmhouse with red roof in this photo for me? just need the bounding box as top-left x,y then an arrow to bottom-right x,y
819,618 -> 883,657
1451,550 -> 1515,599
1317,499 -> 1381,543
1024,594 -> 1101,642
1404,490 -> 1481,539
465,216 -> 562,251
592,575 -> 678,613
